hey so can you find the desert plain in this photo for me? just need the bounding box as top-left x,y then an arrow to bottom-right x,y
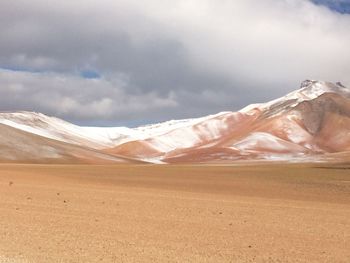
0,163 -> 349,263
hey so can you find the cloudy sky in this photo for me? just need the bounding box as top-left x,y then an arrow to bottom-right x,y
1,0 -> 350,126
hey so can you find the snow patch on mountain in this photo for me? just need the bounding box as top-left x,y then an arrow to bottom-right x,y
0,112 -> 116,148
231,132 -> 307,153
240,80 -> 350,116
135,111 -> 232,136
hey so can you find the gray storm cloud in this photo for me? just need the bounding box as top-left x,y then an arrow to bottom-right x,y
0,69 -> 177,125
0,0 -> 349,125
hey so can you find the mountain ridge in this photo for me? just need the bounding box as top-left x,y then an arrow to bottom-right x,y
1,80 -> 349,164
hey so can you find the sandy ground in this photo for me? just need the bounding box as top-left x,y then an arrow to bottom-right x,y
0,163 -> 349,263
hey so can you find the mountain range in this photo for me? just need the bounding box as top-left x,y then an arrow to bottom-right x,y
1,80 -> 350,164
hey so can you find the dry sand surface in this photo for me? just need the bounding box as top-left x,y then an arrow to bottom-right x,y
0,163 -> 350,263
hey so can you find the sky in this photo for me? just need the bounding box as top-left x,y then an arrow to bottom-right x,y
311,0 -> 350,13
1,0 -> 350,126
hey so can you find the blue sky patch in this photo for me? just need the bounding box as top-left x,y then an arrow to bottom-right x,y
80,70 -> 101,79
311,0 -> 350,14
0,66 -> 44,73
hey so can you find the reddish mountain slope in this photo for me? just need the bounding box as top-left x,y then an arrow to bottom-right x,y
110,80 -> 350,163
0,124 -> 139,164
0,80 -> 349,164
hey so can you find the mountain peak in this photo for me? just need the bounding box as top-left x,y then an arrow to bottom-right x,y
300,79 -> 317,89
266,80 -> 349,109
298,80 -> 349,97
240,80 -> 350,117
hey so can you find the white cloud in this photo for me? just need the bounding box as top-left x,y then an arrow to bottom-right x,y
0,69 -> 177,123
145,0 -> 350,86
0,0 -> 349,124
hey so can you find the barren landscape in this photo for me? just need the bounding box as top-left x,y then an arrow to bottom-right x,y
2,0 -> 350,262
1,163 -> 349,262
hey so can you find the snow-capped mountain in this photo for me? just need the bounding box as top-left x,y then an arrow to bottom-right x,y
0,80 -> 349,163
109,80 -> 350,163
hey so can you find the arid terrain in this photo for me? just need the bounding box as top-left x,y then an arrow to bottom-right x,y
1,163 -> 349,262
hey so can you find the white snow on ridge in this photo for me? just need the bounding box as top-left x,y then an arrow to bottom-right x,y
85,111 -> 235,151
142,112 -> 238,153
0,112 -> 117,148
231,132 -> 306,153
0,111 -> 234,151
81,126 -> 145,145
0,119 -> 64,142
135,111 -> 232,136
240,80 -> 350,115
239,103 -> 263,114
266,80 -> 350,108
